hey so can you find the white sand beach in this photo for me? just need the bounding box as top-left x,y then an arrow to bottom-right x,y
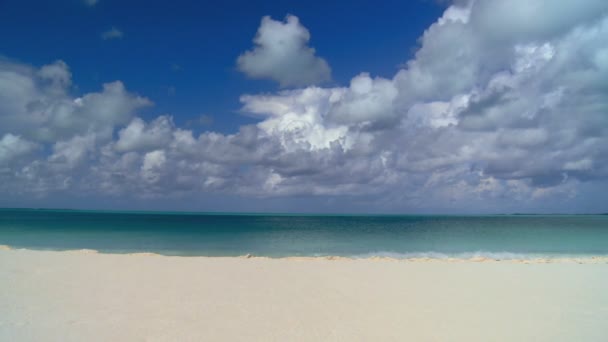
1,248 -> 607,341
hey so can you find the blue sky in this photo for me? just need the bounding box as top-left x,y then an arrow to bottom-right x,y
1,0 -> 608,213
0,0 -> 443,133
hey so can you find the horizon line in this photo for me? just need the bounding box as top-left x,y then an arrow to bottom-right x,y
1,207 -> 606,217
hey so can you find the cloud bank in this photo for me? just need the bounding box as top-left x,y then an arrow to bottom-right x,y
2,0 -> 608,212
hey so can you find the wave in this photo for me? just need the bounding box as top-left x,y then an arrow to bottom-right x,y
347,251 -> 608,262
351,251 -> 546,259
2,245 -> 608,263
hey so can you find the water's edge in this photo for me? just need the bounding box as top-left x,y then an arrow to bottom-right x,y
3,245 -> 608,264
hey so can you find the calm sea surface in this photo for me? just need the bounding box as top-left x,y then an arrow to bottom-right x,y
1,209 -> 607,258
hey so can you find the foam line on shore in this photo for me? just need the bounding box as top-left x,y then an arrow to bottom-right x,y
2,246 -> 608,263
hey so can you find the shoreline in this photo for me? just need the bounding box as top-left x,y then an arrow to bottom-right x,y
2,245 -> 608,263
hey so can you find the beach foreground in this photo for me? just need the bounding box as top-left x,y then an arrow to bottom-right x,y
1,248 -> 607,341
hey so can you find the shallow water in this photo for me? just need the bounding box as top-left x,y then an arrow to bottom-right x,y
1,209 -> 607,258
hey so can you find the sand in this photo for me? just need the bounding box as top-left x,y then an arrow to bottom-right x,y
1,248 -> 607,341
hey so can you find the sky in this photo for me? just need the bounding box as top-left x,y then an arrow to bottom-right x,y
1,0 -> 607,214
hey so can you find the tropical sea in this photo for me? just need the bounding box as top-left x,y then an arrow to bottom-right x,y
0,209 -> 607,259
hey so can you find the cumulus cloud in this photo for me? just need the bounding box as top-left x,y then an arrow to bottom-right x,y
0,134 -> 38,165
0,58 -> 150,195
469,0 -> 608,43
237,15 -> 331,87
0,59 -> 151,143
49,134 -> 97,170
2,1 -> 608,213
327,73 -> 399,128
101,27 -> 123,40
115,116 -> 174,152
236,1 -> 608,208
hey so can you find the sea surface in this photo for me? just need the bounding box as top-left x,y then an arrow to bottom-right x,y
1,209 -> 607,259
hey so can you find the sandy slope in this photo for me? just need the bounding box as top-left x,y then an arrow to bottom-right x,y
1,248 -> 607,341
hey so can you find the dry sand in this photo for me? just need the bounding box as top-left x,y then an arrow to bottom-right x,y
1,248 -> 607,341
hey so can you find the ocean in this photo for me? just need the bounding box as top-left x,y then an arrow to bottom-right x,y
0,209 -> 607,259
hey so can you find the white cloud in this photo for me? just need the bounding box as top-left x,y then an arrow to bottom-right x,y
0,134 -> 38,165
101,27 -> 123,40
563,159 -> 593,171
115,116 -> 174,152
49,134 -> 97,170
242,87 -> 349,151
0,60 -> 151,143
141,150 -> 166,183
470,0 -> 608,43
38,60 -> 71,93
237,15 -> 331,87
327,73 -> 399,127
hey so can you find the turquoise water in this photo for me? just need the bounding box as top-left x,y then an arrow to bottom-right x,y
0,209 -> 607,258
